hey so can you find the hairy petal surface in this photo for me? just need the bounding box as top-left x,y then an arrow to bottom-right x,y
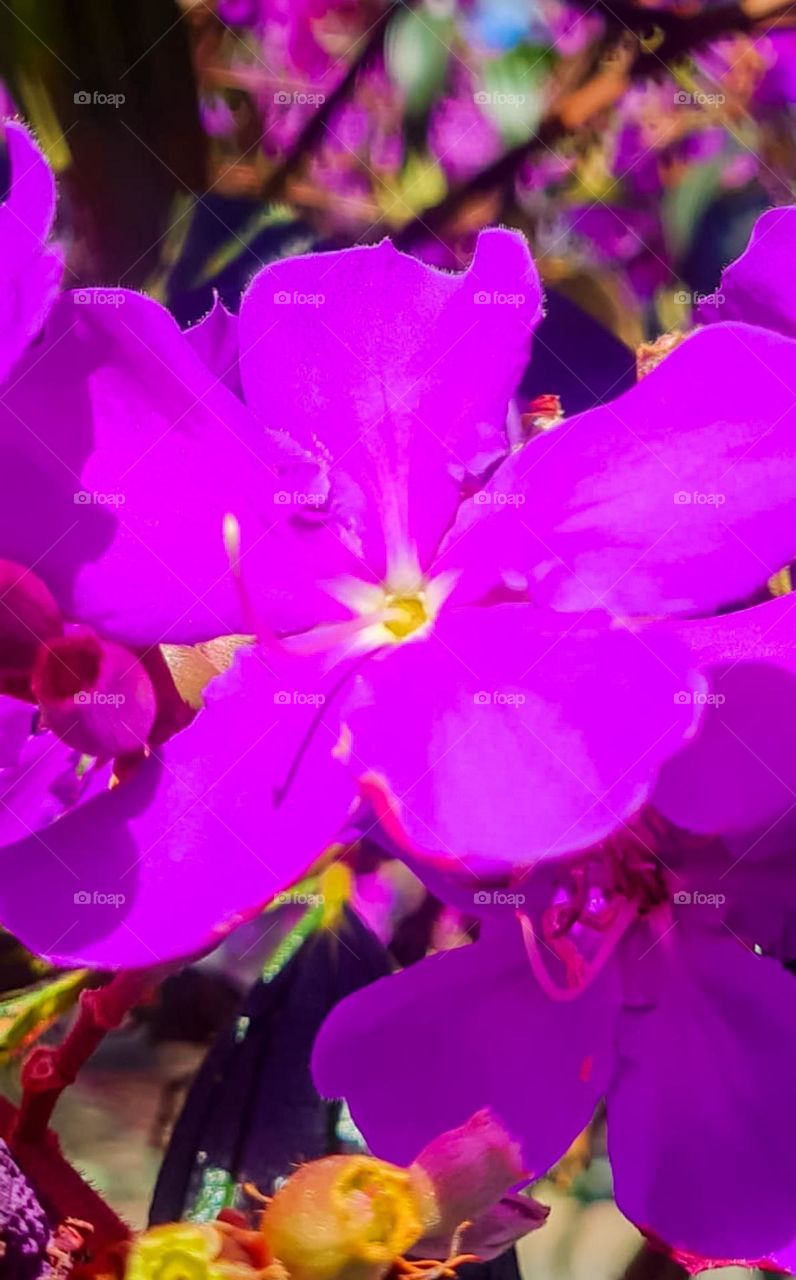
239,231 -> 542,578
705,206 -> 796,337
184,295 -> 242,398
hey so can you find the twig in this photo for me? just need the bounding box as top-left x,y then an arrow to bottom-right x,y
10,969 -> 155,1147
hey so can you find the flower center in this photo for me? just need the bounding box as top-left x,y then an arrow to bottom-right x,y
518,812 -> 673,1000
333,1158 -> 424,1261
383,593 -> 429,639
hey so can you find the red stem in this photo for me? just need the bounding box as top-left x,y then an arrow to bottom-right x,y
10,969 -> 154,1149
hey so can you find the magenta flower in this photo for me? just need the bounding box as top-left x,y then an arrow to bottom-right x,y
313,577 -> 796,1265
313,796 -> 796,1266
428,94 -> 502,183
3,204 -> 796,976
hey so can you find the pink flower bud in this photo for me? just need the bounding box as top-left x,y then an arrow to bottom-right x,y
31,625 -> 156,758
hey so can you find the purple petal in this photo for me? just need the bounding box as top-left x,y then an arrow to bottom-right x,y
0,693 -> 35,766
346,604 -> 703,872
459,1195 -> 549,1261
0,122 -> 62,383
184,295 -> 242,397
313,917 -> 618,1172
0,289 -> 344,645
703,206 -> 796,337
0,647 -> 357,967
609,920 -> 796,1259
652,596 -> 796,836
239,231 -> 542,578
436,324 -> 796,617
0,727 -> 79,846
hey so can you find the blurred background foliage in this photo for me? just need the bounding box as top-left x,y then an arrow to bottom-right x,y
1,0 -> 794,349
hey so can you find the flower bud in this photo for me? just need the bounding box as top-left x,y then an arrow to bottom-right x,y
260,1155 -> 425,1280
125,1222 -> 253,1280
31,625 -> 156,758
405,1110 -> 548,1262
408,1109 -> 526,1256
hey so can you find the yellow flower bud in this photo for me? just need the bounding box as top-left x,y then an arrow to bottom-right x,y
260,1155 -> 426,1280
125,1222 -> 244,1280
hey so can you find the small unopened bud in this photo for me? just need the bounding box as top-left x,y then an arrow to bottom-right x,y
31,625 -> 156,758
409,1109 -> 528,1258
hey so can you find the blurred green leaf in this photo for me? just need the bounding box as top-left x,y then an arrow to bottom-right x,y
480,45 -> 551,144
386,6 -> 454,116
661,154 -> 723,260
0,969 -> 91,1064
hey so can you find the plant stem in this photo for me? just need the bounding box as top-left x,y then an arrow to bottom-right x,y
10,969 -> 154,1148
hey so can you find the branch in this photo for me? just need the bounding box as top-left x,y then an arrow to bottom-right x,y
393,0 -> 796,249
258,0 -> 417,204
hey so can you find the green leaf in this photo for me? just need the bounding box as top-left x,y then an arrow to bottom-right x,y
386,6 -> 454,116
479,45 -> 551,144
661,154 -> 723,261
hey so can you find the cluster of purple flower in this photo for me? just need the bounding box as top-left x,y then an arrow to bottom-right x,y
3,118 -> 796,1270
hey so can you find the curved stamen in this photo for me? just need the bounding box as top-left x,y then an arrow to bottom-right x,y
517,897 -> 638,1002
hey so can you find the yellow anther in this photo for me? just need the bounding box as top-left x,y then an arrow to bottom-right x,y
383,594 -> 429,639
